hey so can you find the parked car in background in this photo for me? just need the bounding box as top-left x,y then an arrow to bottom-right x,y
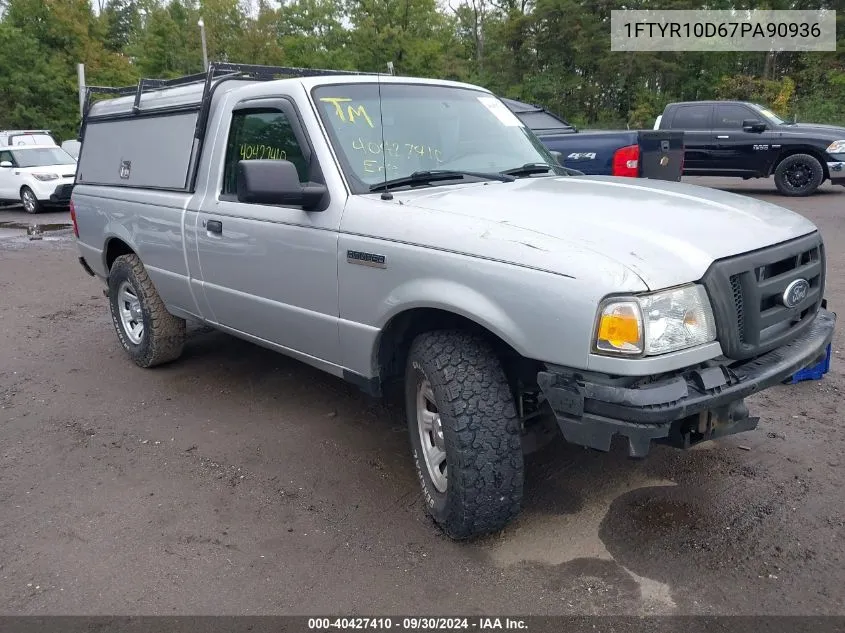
0,129 -> 58,147
0,145 -> 77,213
62,139 -> 81,160
502,98 -> 684,181
655,100 -> 845,196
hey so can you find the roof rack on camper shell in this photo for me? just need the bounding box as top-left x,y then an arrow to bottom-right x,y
81,61 -> 384,123
76,61 -> 391,193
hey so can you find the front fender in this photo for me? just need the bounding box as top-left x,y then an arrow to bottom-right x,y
377,278 -> 530,355
337,238 -> 621,377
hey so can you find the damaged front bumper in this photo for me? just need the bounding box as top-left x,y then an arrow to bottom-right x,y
537,308 -> 836,458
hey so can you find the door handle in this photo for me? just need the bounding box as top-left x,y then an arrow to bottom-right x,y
206,219 -> 222,234
717,135 -> 730,139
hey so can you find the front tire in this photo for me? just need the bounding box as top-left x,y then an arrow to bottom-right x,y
774,154 -> 824,197
20,187 -> 41,214
108,254 -> 186,368
405,330 -> 524,539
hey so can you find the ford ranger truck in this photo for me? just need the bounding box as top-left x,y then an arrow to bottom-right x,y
70,63 -> 836,540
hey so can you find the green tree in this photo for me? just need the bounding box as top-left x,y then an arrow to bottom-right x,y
1,0 -> 843,137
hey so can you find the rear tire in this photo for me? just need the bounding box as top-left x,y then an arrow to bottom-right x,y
108,253 -> 185,368
774,154 -> 824,197
404,330 -> 524,539
20,187 -> 41,214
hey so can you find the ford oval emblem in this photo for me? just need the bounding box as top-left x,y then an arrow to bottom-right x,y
782,279 -> 810,308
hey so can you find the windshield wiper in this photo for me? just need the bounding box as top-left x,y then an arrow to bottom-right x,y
368,169 -> 514,192
500,163 -> 555,178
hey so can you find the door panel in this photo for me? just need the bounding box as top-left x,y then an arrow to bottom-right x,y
670,104 -> 714,172
679,130 -> 716,172
195,208 -> 341,363
194,99 -> 344,365
711,103 -> 774,174
0,150 -> 16,199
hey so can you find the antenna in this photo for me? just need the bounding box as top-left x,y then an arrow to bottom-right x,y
377,68 -> 393,201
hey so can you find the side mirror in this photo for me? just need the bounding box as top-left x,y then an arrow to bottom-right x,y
742,119 -> 766,133
0,161 -> 12,168
236,160 -> 327,210
549,150 -> 564,165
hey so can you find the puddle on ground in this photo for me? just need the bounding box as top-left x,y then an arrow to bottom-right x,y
487,473 -> 675,567
0,222 -> 73,241
484,472 -> 678,614
0,222 -> 72,231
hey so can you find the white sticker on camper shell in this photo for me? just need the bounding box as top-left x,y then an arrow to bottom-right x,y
477,96 -> 524,127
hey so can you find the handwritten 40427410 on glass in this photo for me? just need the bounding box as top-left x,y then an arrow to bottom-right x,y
239,143 -> 287,161
319,97 -> 444,174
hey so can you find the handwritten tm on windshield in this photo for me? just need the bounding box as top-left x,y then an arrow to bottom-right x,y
319,97 -> 375,128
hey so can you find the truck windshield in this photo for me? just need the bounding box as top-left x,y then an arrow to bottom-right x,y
12,148 -> 75,167
749,103 -> 786,125
311,83 -> 561,193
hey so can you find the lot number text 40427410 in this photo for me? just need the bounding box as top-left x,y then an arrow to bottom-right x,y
307,617 -> 529,631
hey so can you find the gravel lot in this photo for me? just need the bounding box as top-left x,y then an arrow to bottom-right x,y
0,177 -> 843,616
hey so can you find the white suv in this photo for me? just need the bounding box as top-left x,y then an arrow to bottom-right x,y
0,145 -> 77,213
0,130 -> 58,147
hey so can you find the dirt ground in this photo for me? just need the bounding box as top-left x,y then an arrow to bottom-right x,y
0,176 -> 843,616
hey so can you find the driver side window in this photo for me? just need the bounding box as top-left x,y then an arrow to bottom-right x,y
222,109 -> 308,197
714,105 -> 755,129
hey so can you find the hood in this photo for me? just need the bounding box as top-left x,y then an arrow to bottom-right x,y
390,175 -> 817,290
777,122 -> 845,140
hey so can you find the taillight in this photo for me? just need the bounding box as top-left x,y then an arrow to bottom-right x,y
612,144 -> 639,177
69,200 -> 79,238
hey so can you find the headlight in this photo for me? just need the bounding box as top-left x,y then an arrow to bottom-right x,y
595,284 -> 717,357
827,140 -> 845,154
32,173 -> 59,181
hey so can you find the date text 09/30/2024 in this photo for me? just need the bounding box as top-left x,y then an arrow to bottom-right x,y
308,617 -> 529,630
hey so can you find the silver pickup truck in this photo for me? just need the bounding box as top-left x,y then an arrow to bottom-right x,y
72,63 -> 835,539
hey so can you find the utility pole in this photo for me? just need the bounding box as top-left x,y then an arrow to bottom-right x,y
77,63 -> 86,118
198,18 -> 209,72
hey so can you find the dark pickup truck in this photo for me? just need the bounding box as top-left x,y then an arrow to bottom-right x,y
502,98 -> 683,181
655,100 -> 845,196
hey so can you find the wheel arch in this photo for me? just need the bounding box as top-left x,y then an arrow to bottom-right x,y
104,235 -> 137,272
374,306 -> 543,396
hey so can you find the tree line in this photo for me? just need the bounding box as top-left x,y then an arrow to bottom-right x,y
0,0 -> 843,143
